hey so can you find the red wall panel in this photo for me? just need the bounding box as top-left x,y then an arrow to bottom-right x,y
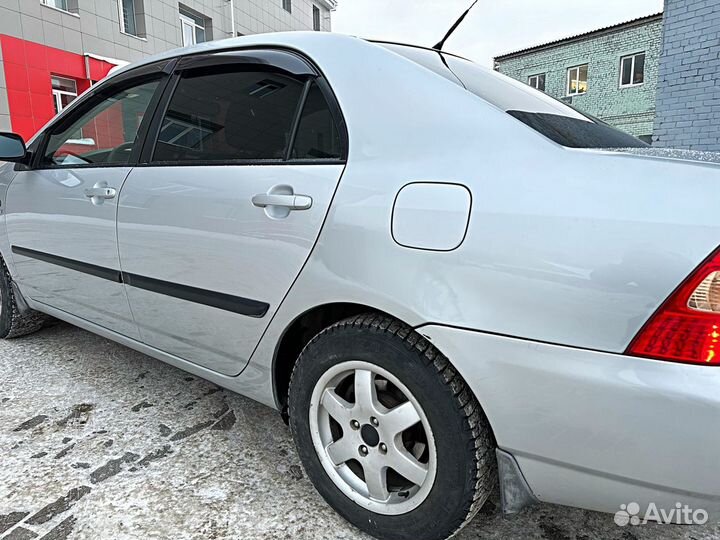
0,35 -> 117,140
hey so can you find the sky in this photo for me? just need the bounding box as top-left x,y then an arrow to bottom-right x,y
333,0 -> 664,67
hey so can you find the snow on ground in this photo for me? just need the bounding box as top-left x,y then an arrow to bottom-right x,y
0,322 -> 717,540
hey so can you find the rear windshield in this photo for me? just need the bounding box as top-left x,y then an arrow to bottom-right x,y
506,111 -> 645,148
380,43 -> 648,149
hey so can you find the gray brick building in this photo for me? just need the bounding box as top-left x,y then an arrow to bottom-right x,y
653,0 -> 720,151
494,14 -> 664,142
0,0 -> 336,139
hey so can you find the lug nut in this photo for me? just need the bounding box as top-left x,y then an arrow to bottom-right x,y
379,443 -> 387,454
350,420 -> 360,430
359,445 -> 369,457
370,416 -> 379,427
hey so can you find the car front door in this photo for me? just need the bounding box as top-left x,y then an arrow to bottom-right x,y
117,50 -> 347,376
6,62 -> 171,338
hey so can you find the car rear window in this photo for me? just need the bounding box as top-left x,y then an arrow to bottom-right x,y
379,43 -> 648,149
506,110 -> 646,149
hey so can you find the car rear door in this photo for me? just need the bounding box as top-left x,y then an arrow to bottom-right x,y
117,49 -> 347,376
6,61 -> 172,338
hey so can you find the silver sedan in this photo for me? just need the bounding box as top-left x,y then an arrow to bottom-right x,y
0,32 -> 718,540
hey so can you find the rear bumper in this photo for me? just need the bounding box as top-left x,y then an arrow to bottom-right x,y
418,325 -> 720,520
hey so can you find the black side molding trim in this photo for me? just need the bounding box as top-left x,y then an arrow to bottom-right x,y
11,245 -> 269,318
12,246 -> 122,282
122,272 -> 269,318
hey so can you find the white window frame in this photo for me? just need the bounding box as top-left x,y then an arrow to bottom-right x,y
180,12 -> 206,47
313,5 -> 321,31
619,52 -> 646,88
41,0 -> 79,15
51,76 -> 78,115
119,0 -> 139,36
42,0 -> 68,11
566,64 -> 588,97
528,73 -> 545,91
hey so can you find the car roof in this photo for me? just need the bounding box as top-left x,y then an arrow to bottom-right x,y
106,32 -> 477,82
367,40 -> 473,63
107,32 -> 371,79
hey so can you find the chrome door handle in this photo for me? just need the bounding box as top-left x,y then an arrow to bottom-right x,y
84,187 -> 117,199
251,193 -> 312,211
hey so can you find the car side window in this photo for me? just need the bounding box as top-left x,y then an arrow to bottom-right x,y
290,82 -> 343,160
41,79 -> 162,168
153,67 -> 306,163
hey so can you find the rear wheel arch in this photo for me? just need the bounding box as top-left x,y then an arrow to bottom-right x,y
272,304 -> 498,439
273,302 -> 390,413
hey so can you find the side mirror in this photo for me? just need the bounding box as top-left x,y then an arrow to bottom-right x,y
0,132 -> 27,162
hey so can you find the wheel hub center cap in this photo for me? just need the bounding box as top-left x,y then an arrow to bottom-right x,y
360,424 -> 380,447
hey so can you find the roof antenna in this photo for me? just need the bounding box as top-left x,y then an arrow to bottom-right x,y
433,0 -> 479,51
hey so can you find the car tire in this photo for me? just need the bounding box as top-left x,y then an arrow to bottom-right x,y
0,256 -> 48,339
288,313 -> 496,540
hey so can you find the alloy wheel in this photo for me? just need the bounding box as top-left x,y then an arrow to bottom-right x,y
309,360 -> 437,515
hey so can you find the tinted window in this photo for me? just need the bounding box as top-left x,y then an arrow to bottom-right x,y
378,44 -> 648,150
42,79 -> 160,167
443,55 -> 648,149
291,82 -> 342,160
154,67 -> 305,163
507,111 -> 647,149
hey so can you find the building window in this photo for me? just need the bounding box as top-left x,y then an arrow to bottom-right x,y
42,0 -> 67,10
313,5 -> 321,31
567,64 -> 588,96
528,73 -> 545,92
282,0 -> 292,13
51,76 -> 78,115
119,0 -> 143,37
180,6 -> 210,47
41,0 -> 78,13
620,52 -> 646,87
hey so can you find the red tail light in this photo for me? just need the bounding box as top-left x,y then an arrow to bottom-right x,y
627,248 -> 720,365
